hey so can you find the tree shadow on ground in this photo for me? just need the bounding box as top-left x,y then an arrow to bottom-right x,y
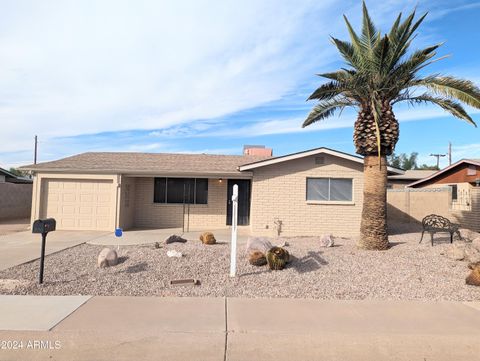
290,251 -> 328,274
388,242 -> 406,248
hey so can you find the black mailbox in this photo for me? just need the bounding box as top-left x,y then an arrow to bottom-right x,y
32,218 -> 56,284
32,218 -> 56,234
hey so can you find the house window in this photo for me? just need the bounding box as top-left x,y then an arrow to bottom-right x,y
154,178 -> 208,204
306,178 -> 353,202
450,184 -> 458,201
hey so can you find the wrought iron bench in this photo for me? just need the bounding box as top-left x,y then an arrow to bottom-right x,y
419,214 -> 462,246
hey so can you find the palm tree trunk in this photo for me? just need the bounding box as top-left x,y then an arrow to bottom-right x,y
357,155 -> 389,250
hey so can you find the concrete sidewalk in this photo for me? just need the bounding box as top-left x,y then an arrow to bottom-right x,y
0,230 -> 109,271
0,296 -> 479,361
88,227 -> 252,246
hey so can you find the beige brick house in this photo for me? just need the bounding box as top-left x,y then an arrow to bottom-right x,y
21,147 -> 403,238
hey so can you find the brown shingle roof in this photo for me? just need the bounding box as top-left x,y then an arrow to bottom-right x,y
20,152 -> 271,176
387,169 -> 436,180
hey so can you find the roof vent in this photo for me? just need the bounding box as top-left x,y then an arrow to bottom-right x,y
315,156 -> 325,165
243,145 -> 273,157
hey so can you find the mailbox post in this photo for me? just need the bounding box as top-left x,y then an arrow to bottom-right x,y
32,218 -> 56,284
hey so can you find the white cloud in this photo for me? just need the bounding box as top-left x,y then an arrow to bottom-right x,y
0,0 -> 339,155
1,0 -> 479,169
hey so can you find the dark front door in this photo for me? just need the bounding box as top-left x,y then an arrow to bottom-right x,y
226,179 -> 251,226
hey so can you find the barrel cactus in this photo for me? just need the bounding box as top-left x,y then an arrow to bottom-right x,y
200,232 -> 216,245
249,251 -> 267,266
466,264 -> 480,286
266,246 -> 290,270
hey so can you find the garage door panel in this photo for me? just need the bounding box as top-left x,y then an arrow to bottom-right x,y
79,206 -> 93,214
41,179 -> 114,231
62,193 -> 76,202
80,194 -> 94,202
96,218 -> 111,229
97,194 -> 111,203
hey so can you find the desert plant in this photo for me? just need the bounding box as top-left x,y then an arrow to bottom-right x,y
303,2 -> 480,250
266,246 -> 290,270
249,251 -> 267,266
200,232 -> 216,245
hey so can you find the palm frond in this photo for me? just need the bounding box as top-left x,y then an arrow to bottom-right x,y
414,76 -> 480,108
302,98 -> 355,127
330,37 -> 361,68
361,1 -> 378,52
316,70 -> 355,82
400,94 -> 477,126
307,81 -> 345,101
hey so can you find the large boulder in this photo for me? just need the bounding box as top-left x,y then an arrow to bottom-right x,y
445,242 -> 480,263
200,232 -> 216,245
246,237 -> 273,254
97,248 -> 118,268
165,234 -> 187,244
445,243 -> 466,261
472,237 -> 480,252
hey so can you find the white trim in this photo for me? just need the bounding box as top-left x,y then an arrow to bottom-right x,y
238,147 -> 404,174
407,159 -> 480,188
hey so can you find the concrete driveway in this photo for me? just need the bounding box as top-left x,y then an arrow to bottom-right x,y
0,230 -> 110,271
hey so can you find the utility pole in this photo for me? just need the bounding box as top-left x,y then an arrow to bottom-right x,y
430,153 -> 446,169
34,135 -> 38,164
448,142 -> 452,166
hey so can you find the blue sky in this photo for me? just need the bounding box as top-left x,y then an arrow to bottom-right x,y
1,0 -> 480,169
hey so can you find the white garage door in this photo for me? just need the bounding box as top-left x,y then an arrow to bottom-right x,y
40,179 -> 115,231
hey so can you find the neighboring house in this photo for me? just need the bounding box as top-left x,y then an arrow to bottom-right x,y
20,147 -> 403,238
0,167 -> 33,184
387,169 -> 436,189
407,159 -> 480,211
0,168 -> 33,221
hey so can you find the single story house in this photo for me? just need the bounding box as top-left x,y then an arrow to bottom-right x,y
407,159 -> 480,210
387,169 -> 436,189
0,167 -> 33,184
20,147 -> 403,238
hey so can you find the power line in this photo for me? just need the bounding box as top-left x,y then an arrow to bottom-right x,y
430,153 -> 445,169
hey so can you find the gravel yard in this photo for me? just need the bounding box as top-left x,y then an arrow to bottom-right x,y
1,232 -> 479,300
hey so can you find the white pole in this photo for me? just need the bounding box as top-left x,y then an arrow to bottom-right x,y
230,184 -> 238,277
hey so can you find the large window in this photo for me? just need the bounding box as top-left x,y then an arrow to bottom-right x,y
154,178 -> 208,204
306,178 -> 353,202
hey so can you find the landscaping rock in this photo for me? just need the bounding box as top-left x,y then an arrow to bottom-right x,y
472,237 -> 480,252
200,232 -> 216,245
97,248 -> 118,268
165,235 -> 187,244
277,240 -> 289,247
320,234 -> 334,247
248,251 -> 267,266
246,237 -> 273,254
166,250 -> 183,258
445,242 -> 480,263
266,246 -> 290,270
465,246 -> 480,264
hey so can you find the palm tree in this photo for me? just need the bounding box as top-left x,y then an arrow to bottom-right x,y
303,2 -> 480,250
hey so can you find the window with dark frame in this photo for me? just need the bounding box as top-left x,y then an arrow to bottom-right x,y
306,178 -> 353,202
154,177 -> 208,204
450,184 -> 458,201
